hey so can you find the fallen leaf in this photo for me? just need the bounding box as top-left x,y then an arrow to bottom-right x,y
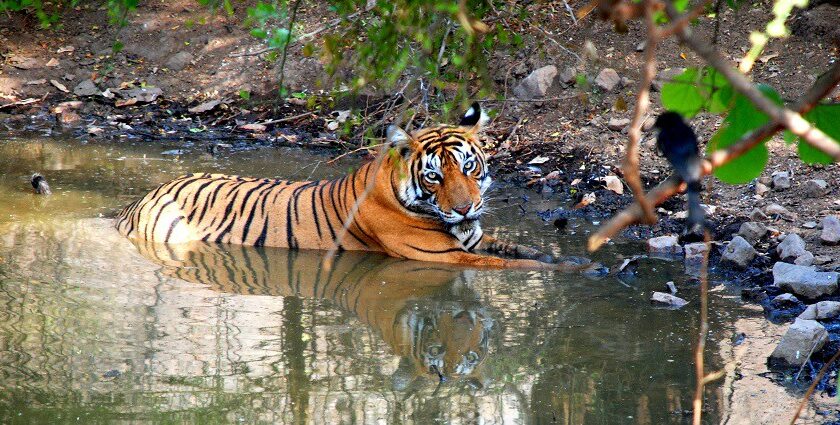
114,98 -> 137,107
100,88 -> 114,99
25,79 -> 47,85
239,123 -> 267,132
601,175 -> 624,195
9,56 -> 38,69
758,52 -> 778,63
188,99 -> 222,114
570,178 -> 582,186
45,58 -> 59,67
50,80 -> 69,93
574,192 -> 596,209
326,121 -> 339,131
57,46 -> 75,53
87,126 -> 104,135
528,156 -> 549,165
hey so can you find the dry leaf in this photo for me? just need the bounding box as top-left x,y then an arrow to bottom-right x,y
239,123 -> 267,132
115,98 -> 138,107
758,53 -> 778,64
50,80 -> 69,93
45,58 -> 59,67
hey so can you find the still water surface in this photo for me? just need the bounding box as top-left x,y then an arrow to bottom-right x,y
0,134 -> 758,423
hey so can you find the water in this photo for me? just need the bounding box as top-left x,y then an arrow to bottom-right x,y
0,134 -> 759,424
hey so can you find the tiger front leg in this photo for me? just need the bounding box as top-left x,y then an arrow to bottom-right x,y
478,234 -> 556,263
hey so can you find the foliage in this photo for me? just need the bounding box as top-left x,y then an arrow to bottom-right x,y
0,0 -> 136,28
661,66 -> 838,184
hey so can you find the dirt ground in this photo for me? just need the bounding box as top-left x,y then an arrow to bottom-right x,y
1,0 -> 840,417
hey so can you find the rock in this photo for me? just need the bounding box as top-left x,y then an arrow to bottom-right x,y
653,67 -> 685,91
59,111 -> 81,125
648,235 -> 683,255
722,236 -> 756,269
8,55 -> 38,69
666,281 -> 678,294
73,80 -> 100,97
512,65 -> 558,100
642,116 -> 656,132
52,101 -> 83,114
651,292 -> 688,309
120,87 -> 163,103
558,67 -> 577,85
820,215 -> 840,245
813,256 -> 832,266
684,242 -> 708,263
794,252 -> 814,266
776,233 -> 808,262
607,117 -> 630,131
765,203 -> 793,218
773,262 -> 839,299
45,58 -> 59,67
802,221 -> 818,229
737,222 -> 768,245
165,51 -> 194,71
803,179 -> 829,197
769,319 -> 828,366
636,40 -> 647,52
772,171 -> 791,190
798,301 -> 840,320
750,208 -> 768,221
755,182 -> 770,196
594,68 -> 621,92
771,293 -> 800,307
50,79 -> 69,93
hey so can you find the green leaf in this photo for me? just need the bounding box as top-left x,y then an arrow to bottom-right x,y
796,104 -> 840,164
709,85 -> 783,184
112,40 -> 124,54
661,68 -> 704,118
701,68 -> 734,114
250,28 -> 267,39
268,29 -> 291,49
239,90 -> 251,100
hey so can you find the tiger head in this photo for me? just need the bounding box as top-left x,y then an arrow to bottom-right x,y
387,103 -> 492,226
393,299 -> 493,389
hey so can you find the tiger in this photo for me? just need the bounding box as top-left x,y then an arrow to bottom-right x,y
116,103 -> 576,269
132,239 -> 493,385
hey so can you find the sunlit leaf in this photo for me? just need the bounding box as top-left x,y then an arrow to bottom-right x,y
796,104 -> 840,164
661,68 -> 704,118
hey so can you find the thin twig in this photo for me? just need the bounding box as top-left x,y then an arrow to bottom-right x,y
258,111 -> 316,125
790,348 -> 840,424
623,0 -> 659,225
276,0 -> 303,93
327,141 -> 386,164
563,0 -> 578,25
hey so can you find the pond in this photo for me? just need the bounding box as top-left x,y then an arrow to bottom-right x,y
0,133 -> 766,423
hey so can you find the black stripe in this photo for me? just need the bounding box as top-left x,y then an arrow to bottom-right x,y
164,216 -> 183,241
407,245 -> 465,254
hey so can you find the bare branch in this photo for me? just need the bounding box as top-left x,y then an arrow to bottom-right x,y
790,348 -> 840,424
588,59 -> 840,253
664,2 -> 840,161
622,0 -> 660,225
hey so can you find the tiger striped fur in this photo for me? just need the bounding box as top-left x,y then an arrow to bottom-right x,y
116,103 -> 565,269
132,240 -> 491,383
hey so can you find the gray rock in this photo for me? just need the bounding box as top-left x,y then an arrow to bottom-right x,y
765,203 -> 794,218
773,262 -> 839,299
73,80 -> 100,97
798,301 -> 840,320
636,40 -> 647,52
652,67 -> 685,91
769,318 -> 828,366
803,221 -> 818,229
803,179 -> 829,197
772,171 -> 791,190
794,251 -> 815,266
651,292 -> 688,309
821,215 -> 840,245
594,68 -> 621,92
738,221 -> 768,244
607,117 -> 631,131
558,67 -> 577,85
120,87 -> 163,103
684,242 -> 708,263
813,256 -> 833,266
648,235 -> 683,255
165,51 -> 194,71
642,116 -> 656,132
750,208 -> 768,221
771,293 -> 800,307
755,182 -> 770,196
512,65 -> 558,100
776,233 -> 808,262
722,236 -> 756,268
666,281 -> 678,294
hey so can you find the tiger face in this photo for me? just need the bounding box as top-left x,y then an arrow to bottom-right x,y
388,103 -> 492,226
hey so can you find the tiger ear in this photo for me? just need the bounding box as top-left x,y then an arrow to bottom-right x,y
459,102 -> 490,133
387,125 -> 415,158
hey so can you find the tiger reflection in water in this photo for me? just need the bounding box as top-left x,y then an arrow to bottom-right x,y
131,239 -> 493,387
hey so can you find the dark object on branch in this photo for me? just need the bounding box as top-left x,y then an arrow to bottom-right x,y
30,173 -> 52,195
653,112 -> 703,241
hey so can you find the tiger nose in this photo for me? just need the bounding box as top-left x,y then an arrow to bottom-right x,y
453,204 -> 472,216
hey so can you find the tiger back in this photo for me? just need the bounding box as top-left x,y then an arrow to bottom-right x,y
116,103 -> 563,269
131,239 -> 492,383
